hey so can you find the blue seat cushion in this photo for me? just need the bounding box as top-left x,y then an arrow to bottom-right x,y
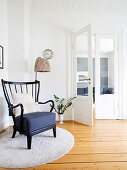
15,112 -> 56,132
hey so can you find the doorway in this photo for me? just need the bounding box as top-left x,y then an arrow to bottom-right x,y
71,25 -> 119,125
95,34 -> 119,119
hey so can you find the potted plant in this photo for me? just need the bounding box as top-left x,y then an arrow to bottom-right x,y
52,95 -> 76,124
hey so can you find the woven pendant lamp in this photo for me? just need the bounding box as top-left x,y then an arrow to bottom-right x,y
34,57 -> 51,72
34,57 -> 51,80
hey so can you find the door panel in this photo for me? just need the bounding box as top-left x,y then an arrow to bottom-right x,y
95,35 -> 118,119
73,24 -> 93,126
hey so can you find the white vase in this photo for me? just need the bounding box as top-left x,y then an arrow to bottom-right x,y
59,114 -> 64,124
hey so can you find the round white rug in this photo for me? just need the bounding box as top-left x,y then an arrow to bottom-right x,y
0,127 -> 74,169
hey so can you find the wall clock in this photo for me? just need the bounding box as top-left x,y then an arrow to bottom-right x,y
43,49 -> 53,59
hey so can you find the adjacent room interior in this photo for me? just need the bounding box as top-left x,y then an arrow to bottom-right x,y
76,33 -> 117,120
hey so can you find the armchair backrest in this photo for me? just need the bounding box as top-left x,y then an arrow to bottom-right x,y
1,79 -> 40,115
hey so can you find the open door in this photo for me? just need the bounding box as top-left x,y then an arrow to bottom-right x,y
73,24 -> 93,126
95,34 -> 119,119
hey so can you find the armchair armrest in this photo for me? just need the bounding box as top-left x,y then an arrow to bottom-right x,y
38,100 -> 54,112
9,103 -> 24,132
9,103 -> 24,110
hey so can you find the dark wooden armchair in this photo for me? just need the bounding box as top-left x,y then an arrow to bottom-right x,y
1,79 -> 56,149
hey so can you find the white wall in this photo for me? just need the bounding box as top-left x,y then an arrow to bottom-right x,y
29,22 -> 70,119
1,0 -> 127,128
29,1 -> 127,119
0,0 -> 9,131
7,0 -> 25,81
7,0 -> 32,125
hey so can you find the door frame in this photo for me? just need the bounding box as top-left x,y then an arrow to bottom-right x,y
95,33 -> 119,119
67,28 -> 123,120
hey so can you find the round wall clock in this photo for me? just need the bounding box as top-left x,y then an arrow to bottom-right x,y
43,49 -> 53,59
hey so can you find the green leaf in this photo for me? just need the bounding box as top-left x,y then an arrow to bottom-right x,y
53,95 -> 76,114
54,94 -> 59,100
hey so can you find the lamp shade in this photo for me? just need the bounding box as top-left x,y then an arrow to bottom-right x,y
34,57 -> 51,72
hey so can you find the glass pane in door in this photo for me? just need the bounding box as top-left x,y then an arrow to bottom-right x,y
76,33 -> 89,96
99,38 -> 114,95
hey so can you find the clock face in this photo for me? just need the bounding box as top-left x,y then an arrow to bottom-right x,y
43,49 -> 53,59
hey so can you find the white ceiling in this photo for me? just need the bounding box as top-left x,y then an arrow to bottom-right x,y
31,0 -> 127,10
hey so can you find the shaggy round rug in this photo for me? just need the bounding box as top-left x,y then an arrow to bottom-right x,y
0,127 -> 74,169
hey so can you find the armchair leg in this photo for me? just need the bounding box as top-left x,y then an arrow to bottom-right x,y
12,127 -> 17,138
53,126 -> 56,137
27,134 -> 32,149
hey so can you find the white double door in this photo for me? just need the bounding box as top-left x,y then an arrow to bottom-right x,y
95,34 -> 119,119
72,25 -> 119,126
72,24 -> 93,126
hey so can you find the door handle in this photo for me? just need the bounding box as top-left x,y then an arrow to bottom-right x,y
79,78 -> 91,82
84,78 -> 91,81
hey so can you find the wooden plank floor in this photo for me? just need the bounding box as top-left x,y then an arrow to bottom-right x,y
1,120 -> 127,170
